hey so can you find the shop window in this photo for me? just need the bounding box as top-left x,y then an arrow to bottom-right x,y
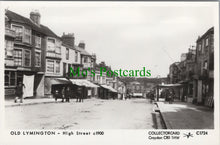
5,71 -> 9,86
10,71 -> 16,86
4,71 -> 16,86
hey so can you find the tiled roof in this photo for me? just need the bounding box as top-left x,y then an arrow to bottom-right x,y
6,10 -> 59,38
74,45 -> 91,56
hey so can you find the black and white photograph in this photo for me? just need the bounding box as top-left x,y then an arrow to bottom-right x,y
1,0 -> 219,134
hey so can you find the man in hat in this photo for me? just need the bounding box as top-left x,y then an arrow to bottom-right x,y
15,82 -> 25,103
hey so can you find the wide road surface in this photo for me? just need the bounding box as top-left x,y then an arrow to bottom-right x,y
5,98 -> 156,129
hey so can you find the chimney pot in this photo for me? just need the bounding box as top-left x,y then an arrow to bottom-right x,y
30,10 -> 41,25
61,32 -> 75,47
78,41 -> 85,49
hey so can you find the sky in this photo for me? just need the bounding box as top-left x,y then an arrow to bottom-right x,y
2,2 -> 217,77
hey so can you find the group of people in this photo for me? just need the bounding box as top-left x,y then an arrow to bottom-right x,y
161,88 -> 175,104
53,86 -> 85,103
147,88 -> 176,104
14,82 -> 25,103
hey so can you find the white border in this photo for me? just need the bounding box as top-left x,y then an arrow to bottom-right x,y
0,1 -> 219,145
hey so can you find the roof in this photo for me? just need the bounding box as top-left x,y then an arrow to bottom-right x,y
70,79 -> 99,88
74,45 -> 91,56
6,10 -> 59,38
197,27 -> 214,42
101,85 -> 117,93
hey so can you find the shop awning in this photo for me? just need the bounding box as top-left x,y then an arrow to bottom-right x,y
46,78 -> 71,85
44,78 -> 71,95
158,83 -> 183,88
70,79 -> 99,88
101,84 -> 117,93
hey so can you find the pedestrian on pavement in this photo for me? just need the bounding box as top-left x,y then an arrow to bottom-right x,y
150,92 -> 155,103
65,86 -> 71,102
168,89 -> 174,104
80,86 -> 85,103
54,89 -> 60,102
76,87 -> 81,102
15,82 -> 25,103
61,87 -> 65,102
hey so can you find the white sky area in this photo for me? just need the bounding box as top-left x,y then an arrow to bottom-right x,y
3,2 -> 217,77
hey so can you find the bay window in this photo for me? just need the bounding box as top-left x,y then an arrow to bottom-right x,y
14,49 -> 22,66
24,50 -> 31,67
46,59 -> 60,74
5,40 -> 14,58
46,59 -> 54,73
35,51 -> 41,67
11,24 -> 23,42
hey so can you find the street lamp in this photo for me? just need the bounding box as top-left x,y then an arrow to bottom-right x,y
156,75 -> 161,101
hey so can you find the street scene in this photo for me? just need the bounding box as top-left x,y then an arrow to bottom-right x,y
4,3 -> 215,129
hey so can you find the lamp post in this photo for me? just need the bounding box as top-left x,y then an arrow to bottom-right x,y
156,75 -> 161,101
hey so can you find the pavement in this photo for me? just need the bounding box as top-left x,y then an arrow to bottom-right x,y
5,97 -> 56,107
156,100 -> 214,129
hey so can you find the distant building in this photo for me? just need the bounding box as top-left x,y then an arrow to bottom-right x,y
168,62 -> 180,84
178,48 -> 196,102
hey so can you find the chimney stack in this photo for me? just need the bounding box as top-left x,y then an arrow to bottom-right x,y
78,41 -> 85,49
30,10 -> 41,25
61,33 -> 75,47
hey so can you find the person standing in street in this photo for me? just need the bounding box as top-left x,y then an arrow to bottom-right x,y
65,86 -> 71,102
61,87 -> 65,102
80,87 -> 85,103
15,82 -> 25,103
76,87 -> 81,102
